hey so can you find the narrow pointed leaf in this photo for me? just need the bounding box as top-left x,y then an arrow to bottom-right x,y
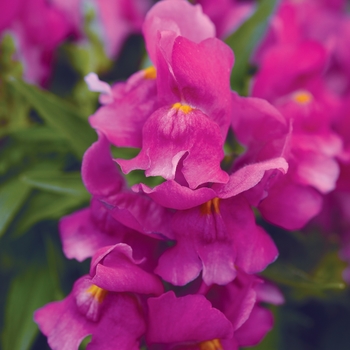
262,263 -> 346,291
20,170 -> 89,198
0,179 -> 31,238
1,265 -> 57,350
13,191 -> 88,236
7,78 -> 96,158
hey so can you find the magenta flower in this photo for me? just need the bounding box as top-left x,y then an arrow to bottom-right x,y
81,132 -> 173,239
142,0 -> 215,65
59,197 -> 162,270
116,35 -> 234,188
35,243 -> 163,350
155,193 -> 279,286
85,69 -> 157,148
205,272 -> 284,349
252,35 -> 344,229
35,276 -> 146,350
1,0 -> 79,85
146,272 -> 283,349
132,156 -> 287,286
146,291 -> 234,347
0,0 -> 21,31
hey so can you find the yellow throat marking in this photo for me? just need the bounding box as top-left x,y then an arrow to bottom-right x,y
293,91 -> 312,104
200,198 -> 221,215
87,285 -> 108,303
199,339 -> 223,350
172,102 -> 193,114
143,66 -> 157,79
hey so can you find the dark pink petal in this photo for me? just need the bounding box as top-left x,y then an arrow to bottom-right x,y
87,294 -> 146,350
206,272 -> 257,331
0,0 -> 20,31
155,240 -> 203,286
36,276 -> 146,350
133,180 -> 216,210
259,174 -> 323,230
90,243 -> 164,295
51,0 -> 82,37
252,41 -> 328,102
293,148 -> 339,193
117,106 -> 228,188
89,70 -> 157,148
82,132 -> 124,198
231,92 -> 289,164
221,196 -> 278,274
169,36 -> 234,136
143,0 -> 215,63
110,192 -> 174,239
83,133 -> 173,238
213,157 -> 288,199
35,295 -> 94,350
255,280 -> 285,305
157,204 -> 237,286
235,306 -> 274,347
197,240 -> 238,286
34,277 -> 98,350
147,291 -> 233,344
59,205 -> 120,262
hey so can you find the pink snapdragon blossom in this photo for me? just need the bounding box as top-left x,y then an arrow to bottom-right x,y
132,156 -> 287,286
0,0 -> 21,31
85,69 -> 157,148
146,291 -> 234,347
154,193 -> 279,286
115,37 -> 234,187
146,272 -> 283,349
81,132 -> 173,239
1,0 -> 80,85
87,0 -> 233,188
35,244 -> 163,350
254,0 -> 350,96
252,39 -> 343,229
59,197 -> 162,271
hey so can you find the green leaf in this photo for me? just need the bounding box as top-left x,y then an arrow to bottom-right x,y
1,265 -> 57,350
79,336 -> 92,350
11,126 -> 64,142
13,191 -> 88,236
0,179 -> 31,238
20,170 -> 89,198
262,262 -> 346,294
225,0 -> 278,94
7,78 -> 96,158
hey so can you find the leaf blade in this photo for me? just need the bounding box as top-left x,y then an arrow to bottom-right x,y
7,78 -> 96,158
0,179 -> 31,237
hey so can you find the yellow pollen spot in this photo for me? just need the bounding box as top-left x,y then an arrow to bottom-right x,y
172,102 -> 193,114
294,91 -> 312,104
143,66 -> 157,79
199,339 -> 223,350
200,198 -> 221,215
87,285 -> 108,303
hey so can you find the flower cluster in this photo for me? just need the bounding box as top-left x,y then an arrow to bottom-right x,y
0,0 -> 81,84
33,0 -> 350,348
251,0 -> 350,280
